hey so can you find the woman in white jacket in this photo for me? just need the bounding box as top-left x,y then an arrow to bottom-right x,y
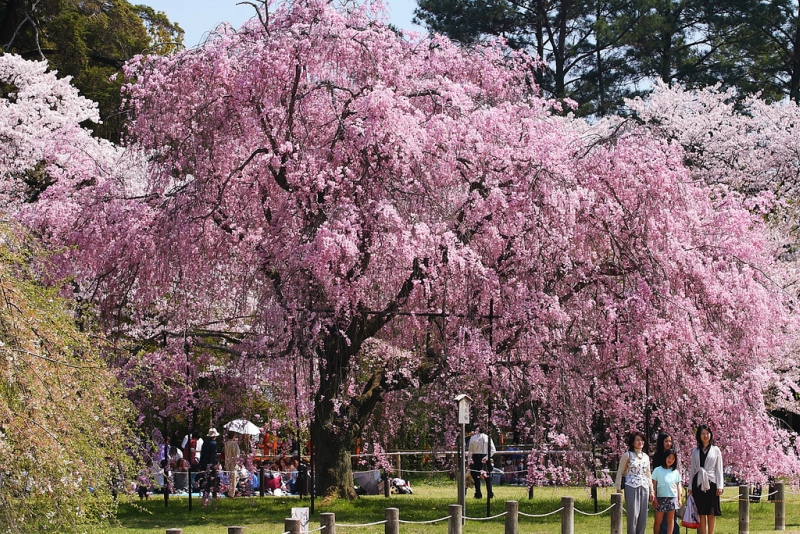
688,425 -> 723,534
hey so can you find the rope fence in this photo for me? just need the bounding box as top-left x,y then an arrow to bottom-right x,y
337,520 -> 388,527
397,516 -> 450,524
463,511 -> 508,520
722,489 -> 784,502
393,469 -> 451,474
517,507 -> 564,518
160,482 -> 794,534
350,448 -> 597,458
393,468 -> 531,475
575,503 -> 616,516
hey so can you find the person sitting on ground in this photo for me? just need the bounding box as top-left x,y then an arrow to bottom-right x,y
169,445 -> 183,464
504,458 -> 517,484
287,469 -> 298,494
263,468 -> 282,493
515,459 -> 525,483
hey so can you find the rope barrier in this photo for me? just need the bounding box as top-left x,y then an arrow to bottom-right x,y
396,467 -> 529,475
575,503 -> 616,516
352,451 -> 459,457
350,448 -> 597,458
720,497 -> 794,503
518,507 -> 564,518
337,520 -> 388,528
398,516 -> 451,524
307,526 -> 327,533
394,469 -> 452,474
463,512 -> 508,521
223,489 -> 798,533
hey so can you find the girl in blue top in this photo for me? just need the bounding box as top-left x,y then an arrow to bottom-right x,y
651,449 -> 682,534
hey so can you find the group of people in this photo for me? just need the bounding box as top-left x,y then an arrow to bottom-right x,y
137,428 -> 241,502
615,424 -> 724,534
138,427 -> 310,504
502,456 -> 527,485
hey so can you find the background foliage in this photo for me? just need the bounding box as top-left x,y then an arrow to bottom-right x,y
413,0 -> 800,116
0,0 -> 183,140
0,222 -> 136,533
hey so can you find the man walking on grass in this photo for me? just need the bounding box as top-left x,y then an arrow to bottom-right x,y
468,427 -> 496,499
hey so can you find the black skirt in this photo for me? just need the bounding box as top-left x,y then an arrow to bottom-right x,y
692,476 -> 722,516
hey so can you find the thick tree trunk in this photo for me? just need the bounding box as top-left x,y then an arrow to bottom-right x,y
307,261 -> 431,498
311,334 -> 383,499
312,417 -> 357,499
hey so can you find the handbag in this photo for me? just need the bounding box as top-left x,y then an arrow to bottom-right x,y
619,451 -> 631,492
681,495 -> 700,529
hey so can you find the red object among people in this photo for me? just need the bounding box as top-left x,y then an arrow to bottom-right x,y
264,475 -> 281,490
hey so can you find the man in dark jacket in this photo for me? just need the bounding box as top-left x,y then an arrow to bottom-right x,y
199,428 -> 219,470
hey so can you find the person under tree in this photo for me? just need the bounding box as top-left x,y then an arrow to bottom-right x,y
468,427 -> 496,499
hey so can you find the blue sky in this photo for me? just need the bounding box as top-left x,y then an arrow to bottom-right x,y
138,0 -> 425,47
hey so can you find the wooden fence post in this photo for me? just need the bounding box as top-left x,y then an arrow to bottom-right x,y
385,507 -> 399,534
561,496 -> 574,534
610,493 -> 623,534
285,517 -> 301,534
321,512 -> 336,534
448,504 -> 462,534
165,529 -> 183,534
227,527 -> 245,534
775,482 -> 785,531
505,500 -> 518,534
739,485 -> 750,534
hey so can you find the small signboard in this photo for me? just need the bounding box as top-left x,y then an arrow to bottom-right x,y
455,394 -> 471,425
292,507 -> 310,534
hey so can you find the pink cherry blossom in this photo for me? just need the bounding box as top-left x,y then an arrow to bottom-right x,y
4,0 -> 799,496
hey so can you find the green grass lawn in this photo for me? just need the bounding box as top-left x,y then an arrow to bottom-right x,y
103,482 -> 800,534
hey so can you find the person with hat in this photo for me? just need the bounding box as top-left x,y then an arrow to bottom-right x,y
199,428 -> 219,471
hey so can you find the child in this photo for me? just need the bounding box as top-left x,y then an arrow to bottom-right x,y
202,462 -> 221,506
652,449 -> 682,534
